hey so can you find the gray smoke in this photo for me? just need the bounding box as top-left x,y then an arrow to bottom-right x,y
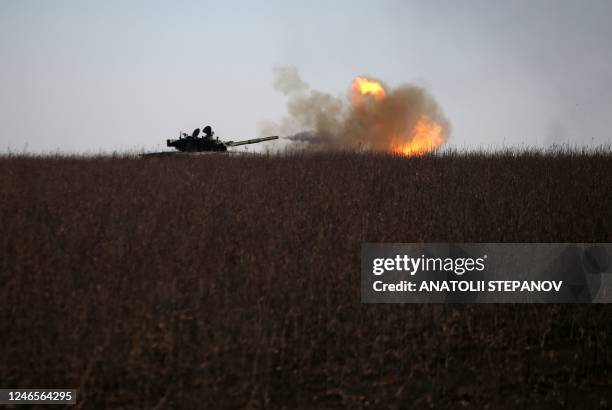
283,131 -> 322,144
272,65 -> 309,96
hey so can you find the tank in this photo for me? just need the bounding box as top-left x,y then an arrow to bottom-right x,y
166,127 -> 278,152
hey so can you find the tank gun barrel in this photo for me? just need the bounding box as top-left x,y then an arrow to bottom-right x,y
225,136 -> 279,147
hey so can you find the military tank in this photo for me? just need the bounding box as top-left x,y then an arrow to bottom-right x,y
166,125 -> 278,152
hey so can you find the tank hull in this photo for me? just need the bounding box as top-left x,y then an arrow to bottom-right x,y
166,138 -> 228,152
140,151 -> 246,158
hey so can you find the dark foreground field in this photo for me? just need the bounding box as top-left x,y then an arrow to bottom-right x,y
1,151 -> 611,409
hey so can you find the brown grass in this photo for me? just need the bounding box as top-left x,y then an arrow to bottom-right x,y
1,151 -> 611,409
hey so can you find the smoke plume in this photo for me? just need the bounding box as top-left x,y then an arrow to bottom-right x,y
263,65 -> 451,155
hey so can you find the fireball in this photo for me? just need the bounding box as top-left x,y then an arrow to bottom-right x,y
351,77 -> 386,102
350,76 -> 445,156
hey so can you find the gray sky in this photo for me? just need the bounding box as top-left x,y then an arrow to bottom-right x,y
1,0 -> 611,153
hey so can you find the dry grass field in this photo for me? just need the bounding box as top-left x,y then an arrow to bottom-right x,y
1,151 -> 611,409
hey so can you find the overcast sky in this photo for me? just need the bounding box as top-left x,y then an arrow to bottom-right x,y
1,0 -> 611,153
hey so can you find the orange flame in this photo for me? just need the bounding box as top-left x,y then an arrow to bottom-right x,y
391,115 -> 444,156
350,76 -> 445,156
